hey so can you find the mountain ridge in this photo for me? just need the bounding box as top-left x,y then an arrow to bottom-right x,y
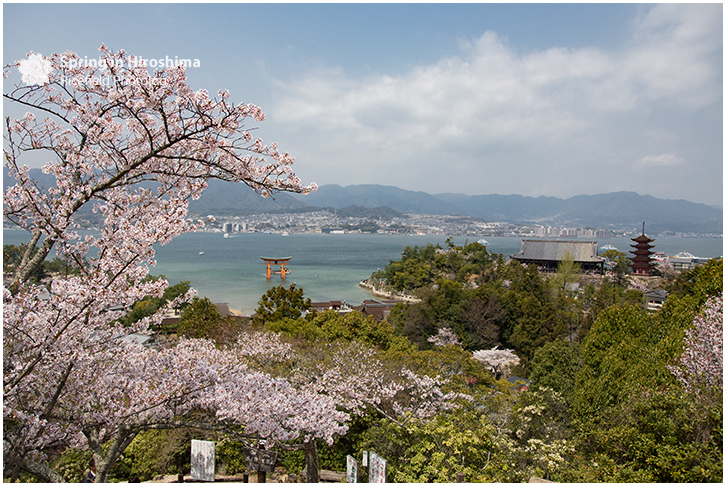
3,169 -> 722,234
292,184 -> 722,234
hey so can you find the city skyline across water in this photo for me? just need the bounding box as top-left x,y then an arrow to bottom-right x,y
3,229 -> 723,315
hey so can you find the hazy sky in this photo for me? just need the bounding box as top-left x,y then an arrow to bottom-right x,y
3,3 -> 723,206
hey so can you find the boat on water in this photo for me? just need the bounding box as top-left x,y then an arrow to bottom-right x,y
674,251 -> 696,259
600,244 -> 617,251
477,239 -> 489,245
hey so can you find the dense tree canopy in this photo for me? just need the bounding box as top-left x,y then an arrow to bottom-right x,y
366,244 -> 723,483
254,284 -> 311,324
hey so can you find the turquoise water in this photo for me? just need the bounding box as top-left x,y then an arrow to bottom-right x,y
151,232 -> 479,313
3,229 -> 723,315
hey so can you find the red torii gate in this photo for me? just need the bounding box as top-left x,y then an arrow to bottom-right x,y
261,256 -> 292,279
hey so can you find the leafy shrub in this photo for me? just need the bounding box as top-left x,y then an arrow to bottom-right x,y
112,429 -> 191,481
51,448 -> 93,483
215,439 -> 248,475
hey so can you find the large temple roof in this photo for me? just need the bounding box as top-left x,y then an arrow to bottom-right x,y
512,239 -> 605,264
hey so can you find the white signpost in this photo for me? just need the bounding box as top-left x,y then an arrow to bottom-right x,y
346,455 -> 359,483
190,440 -> 215,482
368,451 -> 387,483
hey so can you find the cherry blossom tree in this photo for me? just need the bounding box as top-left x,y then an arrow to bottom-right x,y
4,45 -> 314,286
472,346 -> 521,378
3,46 -> 316,481
667,296 -> 723,393
4,328 -> 350,482
239,338 -> 468,482
428,326 -> 463,347
285,342 -> 466,425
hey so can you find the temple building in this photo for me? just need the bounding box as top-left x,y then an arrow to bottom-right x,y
630,224 -> 655,275
511,239 -> 605,273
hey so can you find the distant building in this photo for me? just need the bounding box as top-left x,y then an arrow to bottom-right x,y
668,251 -> 708,272
353,299 -> 403,322
117,333 -> 155,347
511,239 -> 605,273
214,302 -> 233,317
309,300 -> 348,313
630,224 -> 655,275
644,289 -> 668,311
307,298 -> 405,322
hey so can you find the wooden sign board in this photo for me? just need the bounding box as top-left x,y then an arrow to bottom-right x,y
346,455 -> 359,483
243,447 -> 279,473
191,440 -> 215,482
369,451 -> 387,483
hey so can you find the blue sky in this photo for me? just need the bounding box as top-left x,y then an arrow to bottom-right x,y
3,3 -> 723,207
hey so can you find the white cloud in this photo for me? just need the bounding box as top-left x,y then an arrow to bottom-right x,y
270,4 -> 722,204
625,4 -> 722,108
635,153 -> 685,168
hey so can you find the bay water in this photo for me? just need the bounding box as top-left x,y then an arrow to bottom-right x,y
3,229 -> 723,315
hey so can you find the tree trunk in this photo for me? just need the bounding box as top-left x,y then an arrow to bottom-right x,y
86,426 -> 138,483
13,231 -> 56,286
303,440 -> 319,483
20,457 -> 66,483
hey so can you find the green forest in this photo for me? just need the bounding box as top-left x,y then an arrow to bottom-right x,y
8,241 -> 722,483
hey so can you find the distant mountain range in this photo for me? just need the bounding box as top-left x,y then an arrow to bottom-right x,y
3,169 -> 722,234
287,184 -> 722,234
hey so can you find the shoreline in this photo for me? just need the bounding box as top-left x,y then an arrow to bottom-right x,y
359,280 -> 422,303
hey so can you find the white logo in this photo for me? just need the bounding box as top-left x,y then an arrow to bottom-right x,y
18,53 -> 52,86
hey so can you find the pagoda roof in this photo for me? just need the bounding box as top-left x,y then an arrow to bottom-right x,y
630,247 -> 655,253
511,239 -> 605,263
632,233 -> 654,243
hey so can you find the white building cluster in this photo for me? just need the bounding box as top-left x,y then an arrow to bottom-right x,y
533,226 -> 614,238
203,210 -> 620,238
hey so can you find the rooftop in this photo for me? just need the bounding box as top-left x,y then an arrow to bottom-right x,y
512,239 -> 605,264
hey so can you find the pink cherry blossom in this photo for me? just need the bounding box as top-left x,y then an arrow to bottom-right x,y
472,346 -> 521,375
428,327 -> 463,347
667,296 -> 723,393
3,46 -> 317,481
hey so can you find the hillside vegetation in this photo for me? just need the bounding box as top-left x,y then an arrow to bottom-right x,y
42,243 -> 721,483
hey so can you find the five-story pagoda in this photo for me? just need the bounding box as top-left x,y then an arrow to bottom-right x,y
630,223 -> 655,275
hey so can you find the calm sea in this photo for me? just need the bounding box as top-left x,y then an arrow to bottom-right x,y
3,229 -> 723,315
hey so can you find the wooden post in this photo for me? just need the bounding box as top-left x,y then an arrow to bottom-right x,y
243,446 -> 278,484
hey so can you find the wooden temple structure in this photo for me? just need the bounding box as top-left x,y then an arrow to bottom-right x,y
511,239 -> 606,273
261,256 -> 292,279
630,223 -> 655,275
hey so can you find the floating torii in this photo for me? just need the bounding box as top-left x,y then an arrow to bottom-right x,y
261,256 -> 292,279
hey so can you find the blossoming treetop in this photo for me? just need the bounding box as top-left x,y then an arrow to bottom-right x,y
4,44 -> 316,287
3,46 -> 316,482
